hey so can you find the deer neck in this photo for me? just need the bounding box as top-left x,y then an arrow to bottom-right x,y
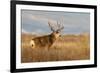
50,33 -> 57,42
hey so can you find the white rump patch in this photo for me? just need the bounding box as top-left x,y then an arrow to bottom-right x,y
30,40 -> 35,48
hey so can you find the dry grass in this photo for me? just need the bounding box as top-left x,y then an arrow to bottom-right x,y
21,33 -> 90,63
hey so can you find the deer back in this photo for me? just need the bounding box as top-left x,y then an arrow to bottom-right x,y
32,34 -> 56,48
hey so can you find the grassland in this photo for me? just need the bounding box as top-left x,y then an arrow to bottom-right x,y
21,33 -> 90,63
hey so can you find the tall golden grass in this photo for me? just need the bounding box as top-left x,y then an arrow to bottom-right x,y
21,33 -> 90,63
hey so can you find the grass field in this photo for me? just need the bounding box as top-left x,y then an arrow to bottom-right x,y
21,33 -> 90,63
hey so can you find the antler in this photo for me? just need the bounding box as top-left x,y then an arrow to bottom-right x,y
56,17 -> 64,32
48,17 -> 64,32
48,20 -> 56,32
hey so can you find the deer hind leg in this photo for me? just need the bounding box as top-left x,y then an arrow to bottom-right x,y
45,45 -> 51,51
30,40 -> 35,49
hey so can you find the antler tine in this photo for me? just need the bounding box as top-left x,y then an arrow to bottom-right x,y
57,17 -> 64,32
48,20 -> 55,32
56,20 -> 61,31
60,19 -> 64,30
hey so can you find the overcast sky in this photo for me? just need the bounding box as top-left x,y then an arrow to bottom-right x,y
21,9 -> 90,35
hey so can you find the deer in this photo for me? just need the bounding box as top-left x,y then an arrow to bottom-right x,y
30,19 -> 64,50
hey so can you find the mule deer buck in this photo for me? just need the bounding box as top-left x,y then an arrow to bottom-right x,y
30,19 -> 64,50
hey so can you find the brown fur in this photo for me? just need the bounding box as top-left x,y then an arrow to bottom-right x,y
31,32 -> 58,49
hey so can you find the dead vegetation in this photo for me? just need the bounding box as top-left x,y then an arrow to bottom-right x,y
21,33 -> 90,63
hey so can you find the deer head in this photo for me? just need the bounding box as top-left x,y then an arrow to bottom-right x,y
48,19 -> 64,39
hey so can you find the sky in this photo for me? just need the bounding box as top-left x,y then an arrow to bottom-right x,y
21,9 -> 90,35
